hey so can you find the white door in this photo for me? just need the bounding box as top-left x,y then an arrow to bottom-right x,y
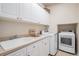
1,3 -> 19,19
31,41 -> 40,56
19,3 -> 40,23
43,38 -> 49,56
32,4 -> 49,25
0,4 -> 1,14
26,44 -> 33,56
49,34 -> 57,55
31,4 -> 41,23
39,38 -> 49,56
35,5 -> 49,25
31,4 -> 49,25
19,3 -> 49,25
26,41 -> 40,56
19,3 -> 35,22
39,10 -> 49,25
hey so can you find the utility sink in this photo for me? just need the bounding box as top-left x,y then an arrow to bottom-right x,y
0,37 -> 33,50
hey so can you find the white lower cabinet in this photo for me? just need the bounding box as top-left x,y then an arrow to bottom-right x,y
26,37 -> 49,56
39,37 -> 49,56
49,33 -> 57,55
7,37 -> 49,56
7,47 -> 26,56
26,41 -> 40,56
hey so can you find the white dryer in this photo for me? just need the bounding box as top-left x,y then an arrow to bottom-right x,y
59,32 -> 75,54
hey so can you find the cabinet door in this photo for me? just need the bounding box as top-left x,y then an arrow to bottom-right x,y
31,4 -> 49,25
0,4 -> 1,14
19,3 -> 35,22
43,38 -> 49,56
19,3 -> 49,25
26,41 -> 40,56
38,8 -> 49,25
1,3 -> 19,19
7,47 -> 27,56
39,38 -> 49,56
20,3 -> 41,24
49,34 -> 57,55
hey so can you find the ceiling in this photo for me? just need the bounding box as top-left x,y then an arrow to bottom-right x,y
42,3 -> 58,7
38,3 -> 59,13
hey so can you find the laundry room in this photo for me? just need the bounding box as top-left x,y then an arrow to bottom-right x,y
57,23 -> 77,55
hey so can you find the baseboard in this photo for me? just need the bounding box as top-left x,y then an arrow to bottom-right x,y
49,51 -> 58,56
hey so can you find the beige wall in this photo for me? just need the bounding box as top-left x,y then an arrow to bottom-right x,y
77,4 -> 79,55
77,23 -> 79,55
49,4 -> 78,33
48,4 -> 79,55
58,24 -> 77,32
0,20 -> 46,38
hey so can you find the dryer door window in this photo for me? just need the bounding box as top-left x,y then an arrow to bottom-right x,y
61,37 -> 72,46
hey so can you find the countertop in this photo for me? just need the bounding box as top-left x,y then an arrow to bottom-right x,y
0,33 -> 54,56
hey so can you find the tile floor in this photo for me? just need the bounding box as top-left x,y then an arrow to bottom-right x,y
56,51 -> 74,56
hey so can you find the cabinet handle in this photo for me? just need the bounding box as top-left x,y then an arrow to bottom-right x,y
45,43 -> 47,45
17,17 -> 19,20
33,46 -> 36,48
20,18 -> 22,20
28,55 -> 30,56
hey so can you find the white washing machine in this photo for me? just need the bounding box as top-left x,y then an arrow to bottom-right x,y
59,32 -> 75,54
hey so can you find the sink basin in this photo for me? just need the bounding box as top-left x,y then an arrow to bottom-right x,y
0,37 -> 33,50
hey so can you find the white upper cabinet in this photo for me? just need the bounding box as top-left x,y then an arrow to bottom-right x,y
19,3 -> 37,23
0,3 -> 49,25
19,3 -> 49,25
0,4 -> 1,13
1,3 -> 19,20
31,4 -> 49,25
